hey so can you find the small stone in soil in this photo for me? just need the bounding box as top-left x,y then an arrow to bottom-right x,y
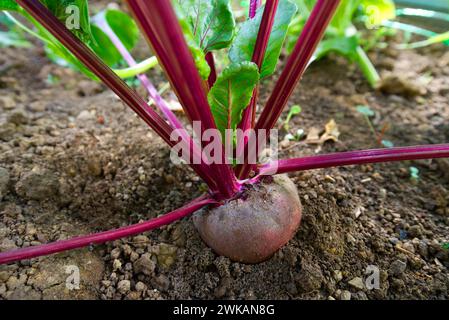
117,280 -> 131,295
0,167 -> 10,200
339,290 -> 352,300
133,253 -> 156,276
348,277 -> 365,291
389,260 -> 407,277
15,170 -> 59,201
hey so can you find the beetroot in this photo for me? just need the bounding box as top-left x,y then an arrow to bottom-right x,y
193,174 -> 302,263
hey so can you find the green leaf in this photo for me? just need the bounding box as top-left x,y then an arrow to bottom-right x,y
177,0 -> 235,52
0,30 -> 31,47
173,1 -> 211,79
361,0 -> 395,27
314,35 -> 359,61
229,0 -> 297,78
92,9 -> 140,67
208,62 -> 260,139
102,9 -> 140,51
381,140 -> 394,148
0,0 -> 19,11
40,0 -> 93,43
89,25 -> 122,66
356,105 -> 375,117
329,0 -> 361,35
284,104 -> 302,130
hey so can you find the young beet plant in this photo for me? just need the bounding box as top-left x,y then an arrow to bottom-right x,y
1,0 -> 449,265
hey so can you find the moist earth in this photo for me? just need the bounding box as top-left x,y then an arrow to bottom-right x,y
1,12 -> 449,299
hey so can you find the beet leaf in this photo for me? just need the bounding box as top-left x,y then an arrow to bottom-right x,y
229,0 -> 297,79
177,0 -> 235,53
0,0 -> 19,11
208,61 -> 260,141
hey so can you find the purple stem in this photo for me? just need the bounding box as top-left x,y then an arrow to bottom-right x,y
237,0 -> 263,135
0,196 -> 216,265
249,0 -> 262,18
205,52 -> 217,88
258,144 -> 449,175
96,17 -> 184,131
237,0 -> 279,174
126,0 -> 239,199
15,0 -> 218,191
96,17 -> 218,192
237,0 -> 341,179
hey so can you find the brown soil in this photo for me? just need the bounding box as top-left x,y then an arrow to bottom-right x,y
1,13 -> 449,300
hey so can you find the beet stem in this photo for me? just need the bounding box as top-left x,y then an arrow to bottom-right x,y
237,0 -> 279,164
15,0 -> 219,191
125,0 -> 239,198
259,144 -> 449,175
0,196 -> 216,265
237,0 -> 341,179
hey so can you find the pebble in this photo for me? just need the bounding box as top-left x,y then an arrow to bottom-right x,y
0,167 -> 10,200
133,235 -> 150,248
76,110 -> 95,122
339,290 -> 352,300
112,259 -> 122,271
0,122 -> 15,141
117,280 -> 131,294
0,96 -> 15,109
110,248 -> 121,260
151,274 -> 170,292
418,241 -> 429,258
7,108 -> 28,125
133,253 -> 156,276
402,242 -> 415,253
389,260 -> 407,276
135,282 -> 146,292
348,277 -> 365,290
333,270 -> 343,282
15,170 -> 59,201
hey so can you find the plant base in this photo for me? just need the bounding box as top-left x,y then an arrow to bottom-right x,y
193,174 -> 302,264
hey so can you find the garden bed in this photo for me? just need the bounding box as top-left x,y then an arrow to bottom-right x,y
0,27 -> 449,299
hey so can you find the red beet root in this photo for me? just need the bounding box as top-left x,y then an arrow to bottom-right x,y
193,174 -> 302,263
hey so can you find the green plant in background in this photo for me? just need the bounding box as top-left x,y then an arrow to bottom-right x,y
283,104 -> 302,131
287,0 -> 396,88
409,166 -> 420,181
356,104 -> 393,148
0,0 -> 158,80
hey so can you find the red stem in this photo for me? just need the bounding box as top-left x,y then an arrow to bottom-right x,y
249,0 -> 262,19
236,0 -> 279,171
237,0 -> 341,179
0,196 -> 216,265
15,0 -> 219,190
126,0 -> 239,198
205,52 -> 217,88
258,144 -> 449,175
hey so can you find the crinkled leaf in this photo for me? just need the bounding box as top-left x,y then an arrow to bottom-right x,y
0,0 -> 19,11
173,1 -> 210,79
229,0 -> 297,78
40,0 -> 92,43
208,62 -> 260,139
177,0 -> 235,52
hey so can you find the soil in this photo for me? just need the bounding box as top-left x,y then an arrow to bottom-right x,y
1,7 -> 449,300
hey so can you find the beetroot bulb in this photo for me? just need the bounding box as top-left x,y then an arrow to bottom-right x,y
193,174 -> 302,263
